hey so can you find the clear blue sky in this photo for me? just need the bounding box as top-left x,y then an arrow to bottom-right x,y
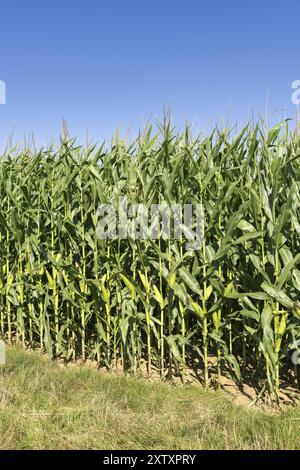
0,0 -> 299,147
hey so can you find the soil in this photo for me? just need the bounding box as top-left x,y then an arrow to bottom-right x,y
55,353 -> 300,411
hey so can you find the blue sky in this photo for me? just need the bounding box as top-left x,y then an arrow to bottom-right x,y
0,0 -> 299,147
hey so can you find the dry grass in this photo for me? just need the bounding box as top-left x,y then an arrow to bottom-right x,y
0,346 -> 300,450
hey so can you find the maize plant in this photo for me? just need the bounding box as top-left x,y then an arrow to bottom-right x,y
0,119 -> 300,402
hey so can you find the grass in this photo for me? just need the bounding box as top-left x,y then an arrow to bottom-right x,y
0,346 -> 300,450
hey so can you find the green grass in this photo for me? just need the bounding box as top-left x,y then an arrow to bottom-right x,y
0,346 -> 300,450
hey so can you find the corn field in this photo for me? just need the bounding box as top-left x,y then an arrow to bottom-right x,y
1,120 -> 300,400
